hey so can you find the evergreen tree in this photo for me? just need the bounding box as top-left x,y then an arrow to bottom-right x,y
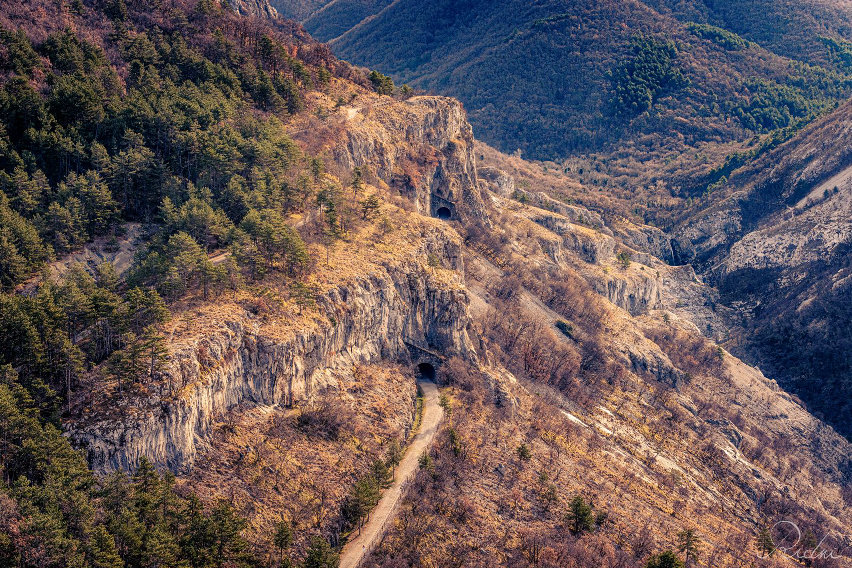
302,536 -> 339,568
368,70 -> 394,96
385,439 -> 403,477
273,519 -> 294,566
141,325 -> 168,379
566,495 -> 594,535
360,194 -> 381,221
676,528 -> 701,567
757,526 -> 775,557
291,281 -> 318,315
61,171 -> 119,237
646,550 -> 685,568
87,524 -> 123,568
208,500 -> 251,567
350,167 -> 363,197
370,458 -> 392,490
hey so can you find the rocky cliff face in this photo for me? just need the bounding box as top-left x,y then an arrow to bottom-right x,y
671,100 -> 852,439
325,96 -> 489,223
229,0 -> 279,19
71,94 -> 495,474
70,230 -> 477,473
673,100 -> 852,271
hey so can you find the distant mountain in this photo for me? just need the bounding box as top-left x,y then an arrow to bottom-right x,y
673,99 -> 852,439
274,0 -> 852,167
646,0 -> 852,67
300,0 -> 393,42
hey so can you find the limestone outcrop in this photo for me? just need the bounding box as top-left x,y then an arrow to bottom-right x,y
69,236 -> 477,473
329,96 -> 489,222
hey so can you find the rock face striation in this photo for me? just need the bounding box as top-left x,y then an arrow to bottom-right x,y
326,96 -> 490,223
229,0 -> 279,19
70,97 -> 489,474
70,237 -> 477,473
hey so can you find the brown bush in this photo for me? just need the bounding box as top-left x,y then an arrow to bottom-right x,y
644,325 -> 724,377
295,395 -> 354,440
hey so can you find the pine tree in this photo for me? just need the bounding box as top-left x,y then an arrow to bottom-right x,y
141,325 -> 167,380
566,495 -> 594,535
757,526 -> 775,557
302,536 -> 339,568
360,194 -> 381,221
385,439 -> 403,478
87,524 -> 123,568
208,500 -> 250,566
370,458 -> 392,489
677,528 -> 701,567
273,519 -> 294,566
291,281 -> 317,315
646,550 -> 684,568
350,167 -> 363,197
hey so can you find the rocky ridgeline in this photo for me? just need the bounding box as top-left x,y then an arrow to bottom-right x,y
70,95 -> 494,473
328,96 -> 490,223
228,0 -> 279,19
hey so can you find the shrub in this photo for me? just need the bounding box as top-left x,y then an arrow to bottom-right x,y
368,70 -> 394,95
646,550 -> 684,568
555,320 -> 574,339
295,399 -> 351,440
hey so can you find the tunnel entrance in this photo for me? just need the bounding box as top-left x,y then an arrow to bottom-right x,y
417,363 -> 436,381
436,206 -> 451,220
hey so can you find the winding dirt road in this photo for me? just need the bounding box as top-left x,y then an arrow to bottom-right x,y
338,379 -> 444,568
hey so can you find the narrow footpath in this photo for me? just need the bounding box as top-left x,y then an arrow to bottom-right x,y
338,379 -> 444,568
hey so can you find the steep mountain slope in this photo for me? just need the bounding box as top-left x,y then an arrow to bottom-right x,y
0,1 -> 850,567
230,0 -> 280,19
300,0 -> 393,43
69,85 -> 852,566
272,0 -> 330,21
647,0 -> 852,68
672,99 -> 852,441
275,0 -> 851,172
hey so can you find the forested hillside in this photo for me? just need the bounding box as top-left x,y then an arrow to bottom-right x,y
276,0 -> 852,178
0,0 -> 369,564
647,0 -> 852,69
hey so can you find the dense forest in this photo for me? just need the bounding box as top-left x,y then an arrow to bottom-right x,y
0,0 -> 383,565
297,0 -> 852,162
647,0 -> 852,68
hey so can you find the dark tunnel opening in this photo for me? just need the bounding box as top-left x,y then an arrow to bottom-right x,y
417,362 -> 436,381
436,206 -> 451,220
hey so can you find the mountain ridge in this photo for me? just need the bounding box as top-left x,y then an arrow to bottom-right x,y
0,1 -> 850,567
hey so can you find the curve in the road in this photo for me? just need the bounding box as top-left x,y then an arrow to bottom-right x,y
338,379 -> 444,568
